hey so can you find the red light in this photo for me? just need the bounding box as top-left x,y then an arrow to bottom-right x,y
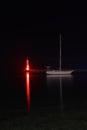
26,72 -> 30,110
26,57 -> 29,71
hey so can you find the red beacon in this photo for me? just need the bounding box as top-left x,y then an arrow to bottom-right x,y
26,57 -> 30,72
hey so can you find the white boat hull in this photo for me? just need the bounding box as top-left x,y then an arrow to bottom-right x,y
46,35 -> 73,75
46,70 -> 73,75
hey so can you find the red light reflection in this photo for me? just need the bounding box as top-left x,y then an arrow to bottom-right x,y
26,72 -> 30,110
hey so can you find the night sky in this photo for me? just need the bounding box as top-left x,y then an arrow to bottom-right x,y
1,4 -> 87,75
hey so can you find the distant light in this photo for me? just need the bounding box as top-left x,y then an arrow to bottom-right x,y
26,57 -> 30,71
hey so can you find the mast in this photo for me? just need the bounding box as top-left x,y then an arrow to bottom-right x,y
59,34 -> 62,71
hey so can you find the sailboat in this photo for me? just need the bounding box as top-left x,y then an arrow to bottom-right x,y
46,34 -> 73,75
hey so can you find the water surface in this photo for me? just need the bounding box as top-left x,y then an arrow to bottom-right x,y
1,73 -> 87,129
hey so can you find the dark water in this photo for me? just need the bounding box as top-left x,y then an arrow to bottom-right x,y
1,73 -> 87,112
1,72 -> 87,128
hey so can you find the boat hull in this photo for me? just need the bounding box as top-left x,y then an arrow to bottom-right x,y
46,70 -> 73,75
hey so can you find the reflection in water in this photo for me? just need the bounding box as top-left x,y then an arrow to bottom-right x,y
46,75 -> 73,112
59,77 -> 63,112
26,72 -> 30,111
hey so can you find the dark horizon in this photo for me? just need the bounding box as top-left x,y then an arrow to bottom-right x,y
1,14 -> 87,75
